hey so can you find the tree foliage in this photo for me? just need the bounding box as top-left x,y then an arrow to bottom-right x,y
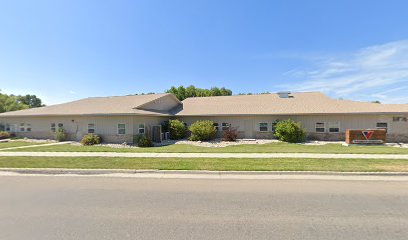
0,91 -> 44,113
166,85 -> 232,101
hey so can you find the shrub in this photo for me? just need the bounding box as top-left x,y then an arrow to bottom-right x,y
169,119 -> 187,140
0,131 -> 11,140
222,127 -> 238,141
133,134 -> 145,145
188,120 -> 217,141
80,134 -> 101,145
274,119 -> 306,143
137,136 -> 154,147
161,120 -> 170,133
55,128 -> 67,142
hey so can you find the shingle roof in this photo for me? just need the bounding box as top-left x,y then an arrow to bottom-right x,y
1,92 -> 408,117
176,92 -> 408,116
0,93 -> 178,117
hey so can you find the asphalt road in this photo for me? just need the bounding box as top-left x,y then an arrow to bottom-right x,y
1,176 -> 408,240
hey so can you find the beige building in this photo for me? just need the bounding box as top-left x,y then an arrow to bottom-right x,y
1,92 -> 408,142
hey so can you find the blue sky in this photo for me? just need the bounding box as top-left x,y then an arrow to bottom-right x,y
1,0 -> 408,104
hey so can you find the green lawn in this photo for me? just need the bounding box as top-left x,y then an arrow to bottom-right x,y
8,142 -> 408,154
0,141 -> 47,149
0,157 -> 407,172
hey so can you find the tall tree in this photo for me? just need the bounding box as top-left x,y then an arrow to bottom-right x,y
166,85 -> 233,101
0,91 -> 44,113
17,94 -> 44,108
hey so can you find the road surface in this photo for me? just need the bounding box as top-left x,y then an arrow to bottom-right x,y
1,176 -> 407,239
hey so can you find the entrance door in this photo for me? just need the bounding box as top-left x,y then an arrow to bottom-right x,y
244,120 -> 253,138
151,125 -> 162,143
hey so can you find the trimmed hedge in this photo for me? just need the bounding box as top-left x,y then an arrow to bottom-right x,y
274,119 -> 306,143
188,120 -> 217,141
0,131 -> 11,140
137,136 -> 154,147
169,119 -> 187,140
80,134 -> 101,145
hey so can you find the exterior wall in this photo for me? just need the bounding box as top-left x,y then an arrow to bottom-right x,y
0,115 -> 167,143
179,114 -> 408,142
1,113 -> 407,143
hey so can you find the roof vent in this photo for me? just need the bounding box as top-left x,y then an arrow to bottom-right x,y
277,91 -> 291,98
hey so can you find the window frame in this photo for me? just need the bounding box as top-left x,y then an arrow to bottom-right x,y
221,122 -> 230,131
51,123 -> 56,132
87,123 -> 96,134
376,122 -> 388,132
117,123 -> 126,135
213,122 -> 219,131
26,123 -> 32,132
328,122 -> 340,133
138,123 -> 145,135
315,122 -> 325,133
19,123 -> 25,132
259,122 -> 268,132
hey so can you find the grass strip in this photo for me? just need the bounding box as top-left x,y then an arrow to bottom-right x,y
8,142 -> 408,154
0,157 -> 407,172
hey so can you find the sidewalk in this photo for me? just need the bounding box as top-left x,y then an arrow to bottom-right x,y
1,151 -> 408,159
1,168 -> 408,181
0,141 -> 72,151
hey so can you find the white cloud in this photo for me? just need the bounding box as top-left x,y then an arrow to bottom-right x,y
284,40 -> 408,103
68,90 -> 76,95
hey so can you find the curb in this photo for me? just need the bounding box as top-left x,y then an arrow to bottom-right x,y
1,168 -> 408,177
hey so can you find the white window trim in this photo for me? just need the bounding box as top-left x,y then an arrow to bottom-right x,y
117,123 -> 126,135
328,122 -> 340,133
258,122 -> 269,132
26,123 -> 32,132
376,122 -> 389,132
87,123 -> 96,134
19,123 -> 25,132
138,123 -> 146,135
315,122 -> 326,133
221,122 -> 230,131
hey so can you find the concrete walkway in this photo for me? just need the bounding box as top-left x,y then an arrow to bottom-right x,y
1,151 -> 408,159
0,141 -> 72,151
1,168 -> 408,181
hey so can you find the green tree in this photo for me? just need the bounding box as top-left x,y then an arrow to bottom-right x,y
0,93 -> 29,113
166,85 -> 233,101
17,94 -> 44,108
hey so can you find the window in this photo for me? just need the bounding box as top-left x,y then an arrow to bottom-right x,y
221,122 -> 230,131
328,122 -> 340,133
88,123 -> 96,134
213,123 -> 219,131
19,123 -> 25,132
315,122 -> 325,132
5,124 -> 10,132
376,122 -> 388,132
138,123 -> 145,134
259,123 -> 268,132
58,123 -> 63,129
26,124 -> 31,132
51,123 -> 56,132
118,123 -> 126,135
